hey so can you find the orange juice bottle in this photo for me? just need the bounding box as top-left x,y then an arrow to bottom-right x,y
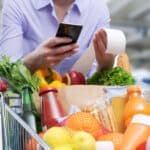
121,114 -> 150,150
124,85 -> 150,126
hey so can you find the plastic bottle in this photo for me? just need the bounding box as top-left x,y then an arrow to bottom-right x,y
22,85 -> 37,132
121,114 -> 150,150
124,85 -> 150,126
39,88 -> 65,131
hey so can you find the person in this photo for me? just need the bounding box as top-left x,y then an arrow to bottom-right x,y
0,0 -> 114,75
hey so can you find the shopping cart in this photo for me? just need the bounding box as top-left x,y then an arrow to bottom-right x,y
0,92 -> 51,150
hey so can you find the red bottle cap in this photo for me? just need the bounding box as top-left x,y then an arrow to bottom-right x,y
39,88 -> 58,96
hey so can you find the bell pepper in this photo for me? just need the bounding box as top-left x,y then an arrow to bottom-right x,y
35,69 -> 65,90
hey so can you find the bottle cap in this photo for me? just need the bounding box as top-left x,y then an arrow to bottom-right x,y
127,85 -> 141,94
39,88 -> 58,96
131,114 -> 150,126
96,141 -> 114,150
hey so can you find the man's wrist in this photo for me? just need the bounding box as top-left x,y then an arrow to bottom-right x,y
22,53 -> 37,74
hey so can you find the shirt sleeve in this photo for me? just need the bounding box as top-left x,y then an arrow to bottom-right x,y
87,2 -> 111,77
0,0 -> 24,61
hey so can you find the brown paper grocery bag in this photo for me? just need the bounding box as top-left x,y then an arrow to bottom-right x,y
33,85 -> 105,113
58,85 -> 105,112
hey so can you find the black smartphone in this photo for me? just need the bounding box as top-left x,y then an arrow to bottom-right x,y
56,23 -> 83,45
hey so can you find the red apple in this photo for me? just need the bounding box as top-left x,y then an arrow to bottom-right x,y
62,70 -> 85,85
0,80 -> 7,92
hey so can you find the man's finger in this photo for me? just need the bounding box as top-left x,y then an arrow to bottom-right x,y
95,33 -> 106,56
43,37 -> 72,47
51,43 -> 79,55
93,36 -> 103,60
98,29 -> 107,49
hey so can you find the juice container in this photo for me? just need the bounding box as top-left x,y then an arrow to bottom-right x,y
39,88 -> 66,131
121,114 -> 150,150
111,96 -> 126,132
124,85 -> 150,126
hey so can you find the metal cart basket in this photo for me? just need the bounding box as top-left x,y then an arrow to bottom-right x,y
0,92 -> 51,150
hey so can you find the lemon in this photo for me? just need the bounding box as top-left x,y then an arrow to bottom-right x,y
43,127 -> 72,148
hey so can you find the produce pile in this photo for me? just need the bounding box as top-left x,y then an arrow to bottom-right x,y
1,55 -> 147,150
0,56 -> 39,93
87,67 -> 135,86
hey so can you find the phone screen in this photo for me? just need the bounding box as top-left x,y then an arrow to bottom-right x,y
56,23 -> 83,44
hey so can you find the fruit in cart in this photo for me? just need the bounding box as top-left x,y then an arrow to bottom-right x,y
72,131 -> 96,150
26,132 -> 45,150
43,127 -> 72,148
62,70 -> 85,85
94,127 -> 111,140
64,112 -> 103,139
53,144 -> 73,150
97,132 -> 123,150
0,79 -> 7,92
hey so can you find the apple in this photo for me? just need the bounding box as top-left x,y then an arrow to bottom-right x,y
53,144 -> 73,150
72,131 -> 96,150
43,127 -> 72,148
62,70 -> 85,85
0,80 -> 7,92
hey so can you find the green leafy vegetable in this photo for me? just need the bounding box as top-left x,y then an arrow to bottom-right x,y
87,67 -> 135,86
0,56 -> 39,94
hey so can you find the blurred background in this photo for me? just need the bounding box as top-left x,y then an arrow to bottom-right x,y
0,0 -> 150,85
105,0 -> 150,86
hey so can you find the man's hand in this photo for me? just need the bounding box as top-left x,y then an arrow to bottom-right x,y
93,29 -> 115,70
23,37 -> 79,73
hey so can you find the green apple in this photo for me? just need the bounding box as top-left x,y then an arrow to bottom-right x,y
72,131 -> 96,150
43,127 -> 72,148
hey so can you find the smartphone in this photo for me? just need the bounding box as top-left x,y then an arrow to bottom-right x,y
56,23 -> 83,45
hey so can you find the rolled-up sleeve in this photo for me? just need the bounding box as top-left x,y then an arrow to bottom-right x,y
0,0 -> 24,61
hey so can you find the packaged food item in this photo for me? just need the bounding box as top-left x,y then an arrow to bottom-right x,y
82,95 -> 118,132
96,141 -> 114,150
124,86 -> 150,126
121,114 -> 150,150
39,88 -> 66,131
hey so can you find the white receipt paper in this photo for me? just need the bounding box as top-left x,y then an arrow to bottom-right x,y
104,28 -> 126,55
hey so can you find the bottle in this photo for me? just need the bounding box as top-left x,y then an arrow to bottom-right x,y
22,85 -> 37,132
121,114 -> 150,150
39,88 -> 66,131
124,85 -> 150,126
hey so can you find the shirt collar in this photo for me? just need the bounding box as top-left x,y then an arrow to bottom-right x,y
33,0 -> 85,14
73,0 -> 85,14
33,0 -> 52,10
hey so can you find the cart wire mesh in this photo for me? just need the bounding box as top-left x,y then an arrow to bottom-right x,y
0,92 -> 51,150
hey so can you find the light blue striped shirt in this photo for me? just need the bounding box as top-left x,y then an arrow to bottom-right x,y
0,0 -> 110,75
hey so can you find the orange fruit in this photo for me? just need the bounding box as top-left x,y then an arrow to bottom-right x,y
64,112 -> 101,139
97,132 -> 123,150
26,132 -> 45,150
